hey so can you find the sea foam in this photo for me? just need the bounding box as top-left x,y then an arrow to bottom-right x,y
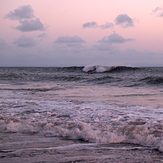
82,65 -> 112,73
1,100 -> 162,152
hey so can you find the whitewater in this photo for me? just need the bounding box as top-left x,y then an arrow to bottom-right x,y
0,66 -> 163,163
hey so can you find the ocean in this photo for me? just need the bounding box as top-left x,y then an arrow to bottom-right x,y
0,66 -> 163,163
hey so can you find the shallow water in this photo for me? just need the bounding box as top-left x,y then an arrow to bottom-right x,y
1,133 -> 163,163
0,66 -> 163,162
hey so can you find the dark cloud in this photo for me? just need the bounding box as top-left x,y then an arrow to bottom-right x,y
13,35 -> 36,48
99,33 -> 135,44
115,14 -> 134,27
15,18 -> 45,32
82,22 -> 97,28
5,5 -> 34,20
100,22 -> 114,29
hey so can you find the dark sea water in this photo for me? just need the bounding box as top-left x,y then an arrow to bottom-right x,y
0,66 -> 163,163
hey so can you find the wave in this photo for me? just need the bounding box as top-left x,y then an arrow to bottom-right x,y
1,67 -> 163,88
140,77 -> 163,85
1,100 -> 163,152
3,110 -> 163,153
82,65 -> 139,73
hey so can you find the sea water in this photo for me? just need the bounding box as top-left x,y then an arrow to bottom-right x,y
0,66 -> 163,163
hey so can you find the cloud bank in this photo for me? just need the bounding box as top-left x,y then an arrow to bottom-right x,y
54,36 -> 85,43
54,36 -> 85,49
0,39 -> 7,50
13,35 -> 36,48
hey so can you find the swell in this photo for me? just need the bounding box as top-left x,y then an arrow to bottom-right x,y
140,76 -> 163,85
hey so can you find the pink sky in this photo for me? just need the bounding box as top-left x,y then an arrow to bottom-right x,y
0,0 -> 163,66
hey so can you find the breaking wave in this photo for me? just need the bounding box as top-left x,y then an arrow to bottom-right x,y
82,65 -> 139,73
0,66 -> 163,88
1,102 -> 163,152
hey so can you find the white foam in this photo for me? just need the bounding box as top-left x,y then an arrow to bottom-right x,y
5,121 -> 21,133
1,99 -> 163,152
95,66 -> 110,73
82,65 -> 96,72
82,65 -> 112,73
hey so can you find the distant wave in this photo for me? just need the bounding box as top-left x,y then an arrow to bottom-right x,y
59,66 -> 84,72
82,65 -> 139,73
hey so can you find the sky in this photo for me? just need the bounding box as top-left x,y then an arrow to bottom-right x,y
1,0 -> 163,67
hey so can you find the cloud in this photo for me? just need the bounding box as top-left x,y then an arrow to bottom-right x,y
5,5 -> 34,20
115,14 -> 134,27
5,5 -> 46,32
15,18 -> 45,32
82,21 -> 113,30
94,33 -> 134,52
152,7 -> 163,17
54,36 -> 85,47
152,7 -> 162,13
93,43 -> 118,52
13,35 -> 36,48
99,33 -> 135,44
54,36 -> 86,52
54,36 -> 85,44
100,22 -> 114,29
82,22 -> 97,28
37,33 -> 48,38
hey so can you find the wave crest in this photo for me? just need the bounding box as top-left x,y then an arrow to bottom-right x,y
82,65 -> 139,73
